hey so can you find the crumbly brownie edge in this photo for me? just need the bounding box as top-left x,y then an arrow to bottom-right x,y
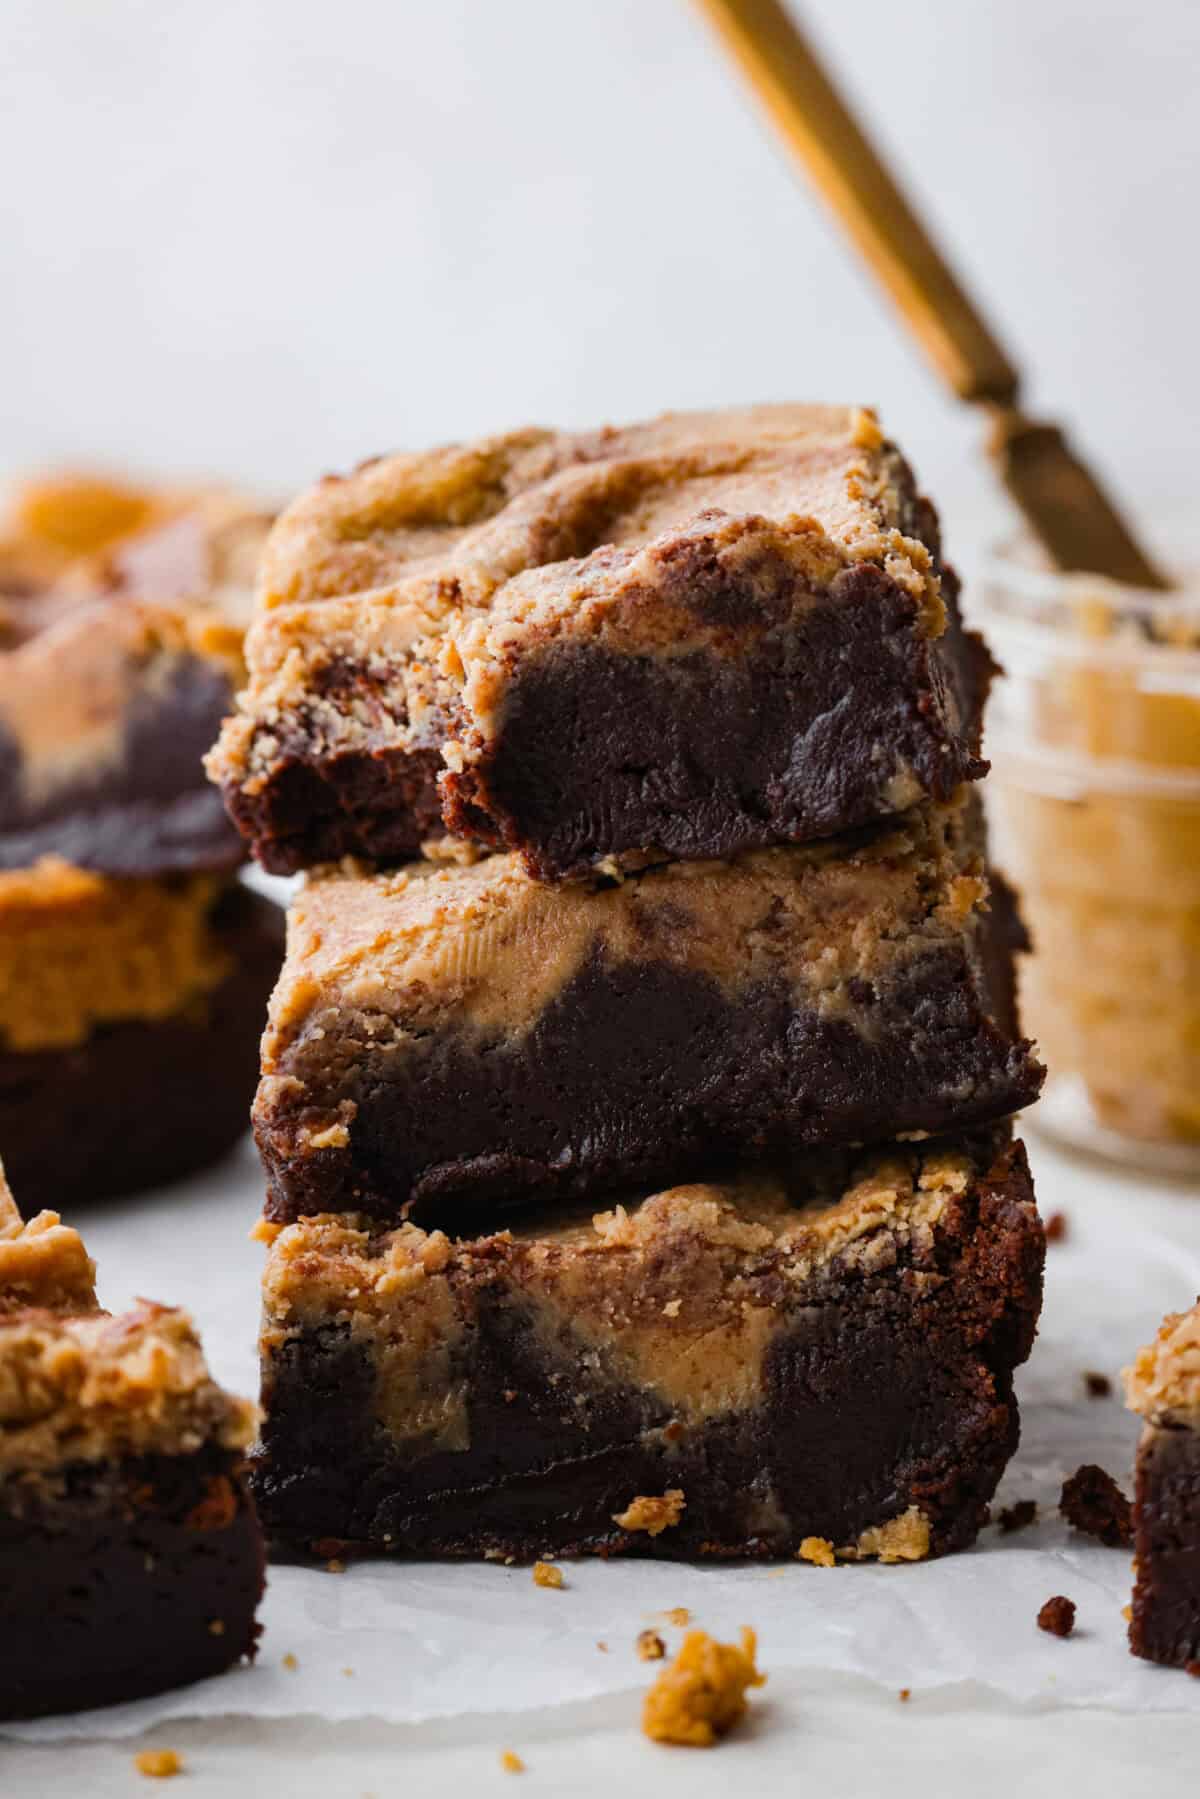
0,884 -> 282,1210
0,1442 -> 264,1720
252,1139 -> 1043,1560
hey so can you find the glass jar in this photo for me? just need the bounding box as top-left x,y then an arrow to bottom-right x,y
975,544 -> 1200,1174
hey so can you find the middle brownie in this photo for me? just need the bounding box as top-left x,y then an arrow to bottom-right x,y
255,799 -> 1043,1225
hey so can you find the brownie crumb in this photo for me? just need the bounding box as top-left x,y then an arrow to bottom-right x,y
1044,1211 -> 1068,1243
642,1627 -> 765,1746
500,1749 -> 525,1773
1186,1662 -> 1200,1679
613,1490 -> 685,1536
597,1641 -> 609,1653
898,1688 -> 911,1702
638,1629 -> 667,1661
1037,1596 -> 1076,1638
532,1560 -> 564,1589
1060,1464 -> 1133,1548
134,1750 -> 183,1778
998,1499 -> 1038,1534
1084,1371 -> 1112,1399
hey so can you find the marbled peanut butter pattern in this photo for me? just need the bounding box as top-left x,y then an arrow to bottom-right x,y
260,1143 -> 974,1449
258,799 -> 985,1137
210,404 -> 945,797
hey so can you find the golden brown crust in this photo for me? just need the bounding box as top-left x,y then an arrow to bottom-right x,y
0,861 -> 235,1051
1124,1301 -> 1200,1418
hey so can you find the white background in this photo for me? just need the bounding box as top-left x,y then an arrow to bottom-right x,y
3,0 -> 1198,553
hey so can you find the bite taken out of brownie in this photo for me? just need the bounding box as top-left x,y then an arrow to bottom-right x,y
252,1129 -> 1044,1562
254,795 -> 1042,1227
0,1172 -> 265,1720
1124,1300 -> 1200,1669
209,404 -> 993,880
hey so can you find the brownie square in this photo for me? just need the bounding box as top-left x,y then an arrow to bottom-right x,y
252,1131 -> 1044,1561
254,796 -> 1042,1226
210,405 -> 992,879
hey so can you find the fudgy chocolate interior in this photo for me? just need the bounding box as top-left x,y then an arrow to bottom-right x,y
1130,1421 -> 1200,1668
0,1443 -> 263,1720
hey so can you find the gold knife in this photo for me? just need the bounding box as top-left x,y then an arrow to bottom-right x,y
695,0 -> 1169,589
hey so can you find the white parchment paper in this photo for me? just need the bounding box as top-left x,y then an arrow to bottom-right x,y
5,1129 -> 1199,1741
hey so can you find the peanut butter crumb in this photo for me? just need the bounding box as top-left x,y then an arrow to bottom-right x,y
251,1216 -> 283,1246
326,1558 -> 346,1574
532,1560 -> 564,1589
134,1749 -> 183,1778
207,1618 -> 225,1636
642,1627 -> 765,1747
614,1490 -> 685,1536
849,1506 -> 931,1563
664,1607 -> 691,1627
500,1749 -> 525,1773
637,1629 -> 666,1661
899,1687 -> 911,1702
798,1536 -> 836,1567
282,1652 -> 299,1670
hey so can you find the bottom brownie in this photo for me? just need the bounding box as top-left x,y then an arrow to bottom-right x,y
0,1190 -> 265,1719
254,1132 -> 1043,1561
1125,1302 -> 1200,1668
0,880 -> 282,1208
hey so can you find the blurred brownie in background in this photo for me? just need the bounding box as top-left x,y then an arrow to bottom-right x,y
0,475 -> 282,1203
0,1170 -> 264,1718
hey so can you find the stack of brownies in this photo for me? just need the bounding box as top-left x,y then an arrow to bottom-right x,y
211,403 -> 1047,1563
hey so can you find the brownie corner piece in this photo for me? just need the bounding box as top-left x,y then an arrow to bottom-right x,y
253,795 -> 1043,1227
1124,1300 -> 1200,1669
0,1180 -> 265,1719
252,1129 -> 1043,1561
213,404 -> 988,877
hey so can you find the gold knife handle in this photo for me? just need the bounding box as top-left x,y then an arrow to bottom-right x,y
695,0 -> 1020,405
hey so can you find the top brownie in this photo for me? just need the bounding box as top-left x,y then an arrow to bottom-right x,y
0,476 -> 271,876
209,405 -> 991,880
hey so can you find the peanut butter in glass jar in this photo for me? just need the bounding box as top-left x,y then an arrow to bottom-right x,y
977,545 -> 1200,1173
